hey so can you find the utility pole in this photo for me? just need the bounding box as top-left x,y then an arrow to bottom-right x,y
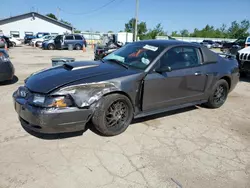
134,0 -> 139,41
57,7 -> 60,21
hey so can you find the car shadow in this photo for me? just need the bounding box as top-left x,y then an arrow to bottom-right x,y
0,75 -> 18,85
132,106 -> 198,124
21,106 -> 198,139
240,76 -> 250,83
89,106 -> 198,137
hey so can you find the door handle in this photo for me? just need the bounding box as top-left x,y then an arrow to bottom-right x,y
195,71 -> 201,76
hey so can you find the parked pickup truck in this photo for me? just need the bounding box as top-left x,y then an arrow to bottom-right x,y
221,36 -> 250,55
236,46 -> 250,77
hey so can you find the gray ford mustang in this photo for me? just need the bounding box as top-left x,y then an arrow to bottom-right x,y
13,40 -> 239,136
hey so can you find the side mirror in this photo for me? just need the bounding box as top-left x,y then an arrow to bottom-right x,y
155,66 -> 172,73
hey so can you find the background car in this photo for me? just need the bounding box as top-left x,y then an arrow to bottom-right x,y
0,37 -> 5,48
203,40 -> 215,47
35,32 -> 50,38
200,42 -> 212,49
24,35 -> 36,45
14,40 -> 239,136
213,42 -> 222,48
30,35 -> 54,47
221,36 -> 250,54
236,46 -> 250,77
42,34 -> 87,50
0,49 -> 15,82
0,36 -> 13,48
9,36 -> 22,46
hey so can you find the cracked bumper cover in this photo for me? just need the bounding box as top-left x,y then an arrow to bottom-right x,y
13,97 -> 93,134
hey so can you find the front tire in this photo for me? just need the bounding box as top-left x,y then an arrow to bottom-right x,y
206,79 -> 229,108
92,94 -> 133,136
48,44 -> 55,50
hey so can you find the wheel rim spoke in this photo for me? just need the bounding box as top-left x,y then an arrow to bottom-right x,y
106,100 -> 128,128
213,85 -> 226,104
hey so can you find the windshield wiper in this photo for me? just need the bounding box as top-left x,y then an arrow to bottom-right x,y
105,59 -> 129,69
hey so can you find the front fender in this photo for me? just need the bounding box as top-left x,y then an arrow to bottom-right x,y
51,82 -> 121,108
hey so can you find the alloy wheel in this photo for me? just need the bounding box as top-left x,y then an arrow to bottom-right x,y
213,85 -> 227,105
105,100 -> 129,128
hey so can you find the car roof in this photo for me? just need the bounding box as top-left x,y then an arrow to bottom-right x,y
133,39 -> 200,48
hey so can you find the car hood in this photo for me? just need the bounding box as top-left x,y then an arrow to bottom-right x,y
238,46 -> 250,54
25,61 -> 139,94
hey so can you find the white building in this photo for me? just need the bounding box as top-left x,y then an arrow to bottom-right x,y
0,12 -> 73,39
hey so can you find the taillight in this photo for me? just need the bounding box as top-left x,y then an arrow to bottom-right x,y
245,44 -> 249,48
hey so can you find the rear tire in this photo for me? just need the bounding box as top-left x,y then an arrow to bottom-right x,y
12,42 -> 16,47
75,44 -> 82,50
92,94 -> 133,136
48,44 -> 55,50
205,79 -> 229,108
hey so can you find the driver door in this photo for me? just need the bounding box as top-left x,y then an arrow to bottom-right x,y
142,46 -> 208,111
54,35 -> 62,49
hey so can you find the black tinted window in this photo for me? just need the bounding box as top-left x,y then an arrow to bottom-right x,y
65,35 -> 74,40
74,35 -> 83,40
159,46 -> 200,70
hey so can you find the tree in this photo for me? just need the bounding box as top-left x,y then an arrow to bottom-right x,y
180,29 -> 189,37
95,31 -> 100,33
125,18 -> 147,40
171,31 -> 180,37
108,31 -> 113,33
74,30 -> 81,33
143,23 -> 164,40
228,20 -> 250,38
46,13 -> 57,20
60,19 -> 72,26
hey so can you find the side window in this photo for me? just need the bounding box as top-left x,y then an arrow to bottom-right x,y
74,35 -> 83,40
65,35 -> 74,40
159,46 -> 201,70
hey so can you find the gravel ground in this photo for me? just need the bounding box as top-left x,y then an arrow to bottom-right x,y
0,46 -> 249,188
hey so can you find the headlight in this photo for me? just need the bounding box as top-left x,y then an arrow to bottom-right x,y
32,95 -> 74,108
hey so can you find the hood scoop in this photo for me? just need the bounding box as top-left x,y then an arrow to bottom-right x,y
63,63 -> 99,71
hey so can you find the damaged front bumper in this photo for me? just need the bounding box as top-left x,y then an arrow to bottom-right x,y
13,96 -> 93,134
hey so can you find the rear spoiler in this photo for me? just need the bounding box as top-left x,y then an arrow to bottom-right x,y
217,53 -> 236,59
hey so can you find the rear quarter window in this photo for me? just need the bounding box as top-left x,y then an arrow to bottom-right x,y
247,37 -> 250,43
201,47 -> 218,64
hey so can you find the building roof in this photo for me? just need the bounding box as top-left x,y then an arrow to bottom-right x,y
0,12 -> 73,31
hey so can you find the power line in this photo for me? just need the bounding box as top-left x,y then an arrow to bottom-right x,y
59,0 -> 118,15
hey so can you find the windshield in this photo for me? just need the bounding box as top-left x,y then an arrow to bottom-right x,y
103,43 -> 163,70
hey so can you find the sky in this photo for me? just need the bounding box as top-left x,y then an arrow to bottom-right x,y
1,0 -> 250,33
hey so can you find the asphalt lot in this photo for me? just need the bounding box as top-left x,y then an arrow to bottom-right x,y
0,45 -> 250,188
